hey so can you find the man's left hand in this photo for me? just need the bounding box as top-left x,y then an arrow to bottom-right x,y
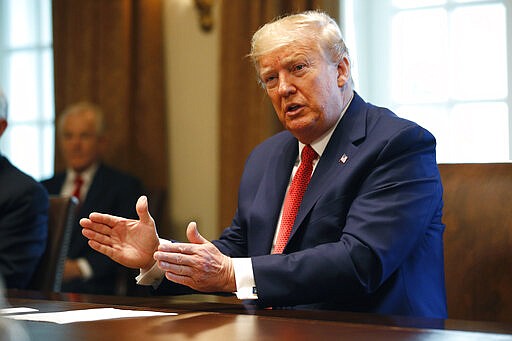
154,222 -> 236,293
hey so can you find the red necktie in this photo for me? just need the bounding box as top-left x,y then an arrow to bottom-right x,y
273,145 -> 318,254
72,175 -> 84,201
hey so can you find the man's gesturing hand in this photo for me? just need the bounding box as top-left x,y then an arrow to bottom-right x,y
155,222 -> 236,293
80,195 -> 160,271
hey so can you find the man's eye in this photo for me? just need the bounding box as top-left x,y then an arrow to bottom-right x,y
265,76 -> 278,87
294,64 -> 306,72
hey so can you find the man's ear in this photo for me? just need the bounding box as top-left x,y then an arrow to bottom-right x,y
0,119 -> 7,139
337,56 -> 351,87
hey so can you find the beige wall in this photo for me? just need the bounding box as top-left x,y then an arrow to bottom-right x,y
162,0 -> 220,241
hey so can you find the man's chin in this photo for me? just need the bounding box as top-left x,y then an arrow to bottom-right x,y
287,126 -> 318,144
70,163 -> 91,173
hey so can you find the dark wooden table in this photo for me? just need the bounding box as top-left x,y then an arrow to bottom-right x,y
4,290 -> 512,340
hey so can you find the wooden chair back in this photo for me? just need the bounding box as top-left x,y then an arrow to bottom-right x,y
439,163 -> 512,323
28,195 -> 77,292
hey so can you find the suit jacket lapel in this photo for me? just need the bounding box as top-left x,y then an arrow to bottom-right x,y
250,137 -> 298,254
286,93 -> 368,247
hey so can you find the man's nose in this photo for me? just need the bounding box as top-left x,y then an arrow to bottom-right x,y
277,74 -> 295,97
68,137 -> 83,147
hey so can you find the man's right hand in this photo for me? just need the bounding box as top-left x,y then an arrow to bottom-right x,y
80,195 -> 160,271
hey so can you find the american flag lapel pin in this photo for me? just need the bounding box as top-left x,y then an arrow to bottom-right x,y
339,154 -> 348,164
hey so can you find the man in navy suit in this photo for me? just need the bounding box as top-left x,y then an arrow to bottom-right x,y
41,102 -> 144,295
0,89 -> 48,289
80,11 -> 447,318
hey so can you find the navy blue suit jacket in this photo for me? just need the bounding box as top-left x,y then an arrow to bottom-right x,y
210,92 -> 447,318
42,163 -> 144,294
0,155 -> 48,289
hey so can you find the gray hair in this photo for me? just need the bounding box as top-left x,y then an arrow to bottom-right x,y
249,11 -> 351,78
0,89 -> 7,120
58,101 -> 106,136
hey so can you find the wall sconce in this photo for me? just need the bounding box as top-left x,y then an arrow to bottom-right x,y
195,0 -> 214,32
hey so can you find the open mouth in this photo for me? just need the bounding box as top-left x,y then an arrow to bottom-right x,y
285,103 -> 302,113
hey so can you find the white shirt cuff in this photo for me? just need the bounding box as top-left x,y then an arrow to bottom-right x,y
135,261 -> 165,289
232,257 -> 258,300
134,237 -> 167,288
76,258 -> 93,280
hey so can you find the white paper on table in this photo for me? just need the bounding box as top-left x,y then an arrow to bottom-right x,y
0,307 -> 39,315
4,307 -> 177,324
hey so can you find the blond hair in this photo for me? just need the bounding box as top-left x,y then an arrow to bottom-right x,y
249,11 -> 350,75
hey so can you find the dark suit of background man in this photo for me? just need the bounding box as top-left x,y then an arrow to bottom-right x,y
0,89 -> 48,289
81,11 -> 447,318
42,102 -> 144,295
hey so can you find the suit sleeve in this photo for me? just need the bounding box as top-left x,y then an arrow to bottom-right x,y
0,182 -> 48,288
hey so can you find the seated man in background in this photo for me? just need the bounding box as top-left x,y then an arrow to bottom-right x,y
81,11 -> 447,318
42,102 -> 144,295
0,89 -> 48,289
